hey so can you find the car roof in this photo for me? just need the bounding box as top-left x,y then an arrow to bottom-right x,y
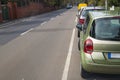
89,11 -> 120,19
82,6 -> 105,10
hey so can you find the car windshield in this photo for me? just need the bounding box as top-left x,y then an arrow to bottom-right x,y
91,17 -> 120,41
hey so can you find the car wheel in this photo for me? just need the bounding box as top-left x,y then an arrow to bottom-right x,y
78,39 -> 80,51
81,66 -> 92,78
78,30 -> 80,38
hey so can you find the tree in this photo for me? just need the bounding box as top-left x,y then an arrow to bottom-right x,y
1,0 -> 8,4
98,0 -> 105,6
97,0 -> 120,7
88,0 -> 96,6
109,0 -> 120,6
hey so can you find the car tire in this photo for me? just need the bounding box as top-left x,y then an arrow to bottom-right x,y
78,30 -> 80,38
81,66 -> 92,78
78,39 -> 80,51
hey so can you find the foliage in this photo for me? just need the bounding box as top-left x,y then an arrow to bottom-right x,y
87,0 -> 96,6
87,0 -> 120,7
97,0 -> 105,6
108,0 -> 120,7
1,0 -> 8,4
1,0 -> 120,7
1,0 -> 71,7
44,0 -> 56,6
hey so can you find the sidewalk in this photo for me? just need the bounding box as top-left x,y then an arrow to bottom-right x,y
0,12 -> 49,29
0,13 -> 44,29
0,8 -> 63,29
0,19 -> 22,29
0,15 -> 38,29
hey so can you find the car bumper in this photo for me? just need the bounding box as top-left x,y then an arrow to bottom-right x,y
81,53 -> 120,74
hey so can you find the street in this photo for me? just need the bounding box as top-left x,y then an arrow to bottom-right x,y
0,7 -> 120,80
0,7 -> 81,80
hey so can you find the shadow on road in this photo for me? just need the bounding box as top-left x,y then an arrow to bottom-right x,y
84,73 -> 120,80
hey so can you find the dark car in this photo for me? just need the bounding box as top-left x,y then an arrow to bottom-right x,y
66,3 -> 73,9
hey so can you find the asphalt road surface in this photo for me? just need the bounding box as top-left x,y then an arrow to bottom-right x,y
0,7 -> 120,80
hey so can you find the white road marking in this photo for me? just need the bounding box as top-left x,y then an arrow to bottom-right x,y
75,16 -> 78,23
61,28 -> 75,80
40,21 -> 47,26
22,78 -> 24,80
20,28 -> 33,36
22,19 -> 30,22
50,18 -> 55,20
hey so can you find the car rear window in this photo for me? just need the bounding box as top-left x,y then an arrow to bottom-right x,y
90,17 -> 120,41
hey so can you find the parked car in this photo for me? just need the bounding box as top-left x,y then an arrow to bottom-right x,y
76,6 -> 105,38
76,6 -> 105,50
77,11 -> 120,78
66,3 -> 73,9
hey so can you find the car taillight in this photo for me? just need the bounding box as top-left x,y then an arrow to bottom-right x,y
79,19 -> 85,24
84,39 -> 93,54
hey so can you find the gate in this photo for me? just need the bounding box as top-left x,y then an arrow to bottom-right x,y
1,5 -> 9,20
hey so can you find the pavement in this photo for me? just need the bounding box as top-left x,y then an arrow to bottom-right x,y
0,18 -> 22,29
0,9 -> 61,29
0,15 -> 39,29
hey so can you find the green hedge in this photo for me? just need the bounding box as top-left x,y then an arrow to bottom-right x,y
115,7 -> 120,11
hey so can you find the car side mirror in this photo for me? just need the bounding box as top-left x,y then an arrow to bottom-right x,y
76,24 -> 82,31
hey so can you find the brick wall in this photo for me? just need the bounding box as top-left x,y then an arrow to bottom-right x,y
16,2 -> 53,18
0,1 -> 57,22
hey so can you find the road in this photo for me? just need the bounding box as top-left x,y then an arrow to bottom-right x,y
0,7 -> 120,80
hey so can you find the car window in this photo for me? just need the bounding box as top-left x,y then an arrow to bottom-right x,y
85,15 -> 90,25
83,15 -> 90,34
84,15 -> 90,29
81,10 -> 89,17
90,17 -> 120,41
90,21 -> 95,37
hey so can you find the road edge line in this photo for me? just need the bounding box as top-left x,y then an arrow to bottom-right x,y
61,28 -> 75,80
